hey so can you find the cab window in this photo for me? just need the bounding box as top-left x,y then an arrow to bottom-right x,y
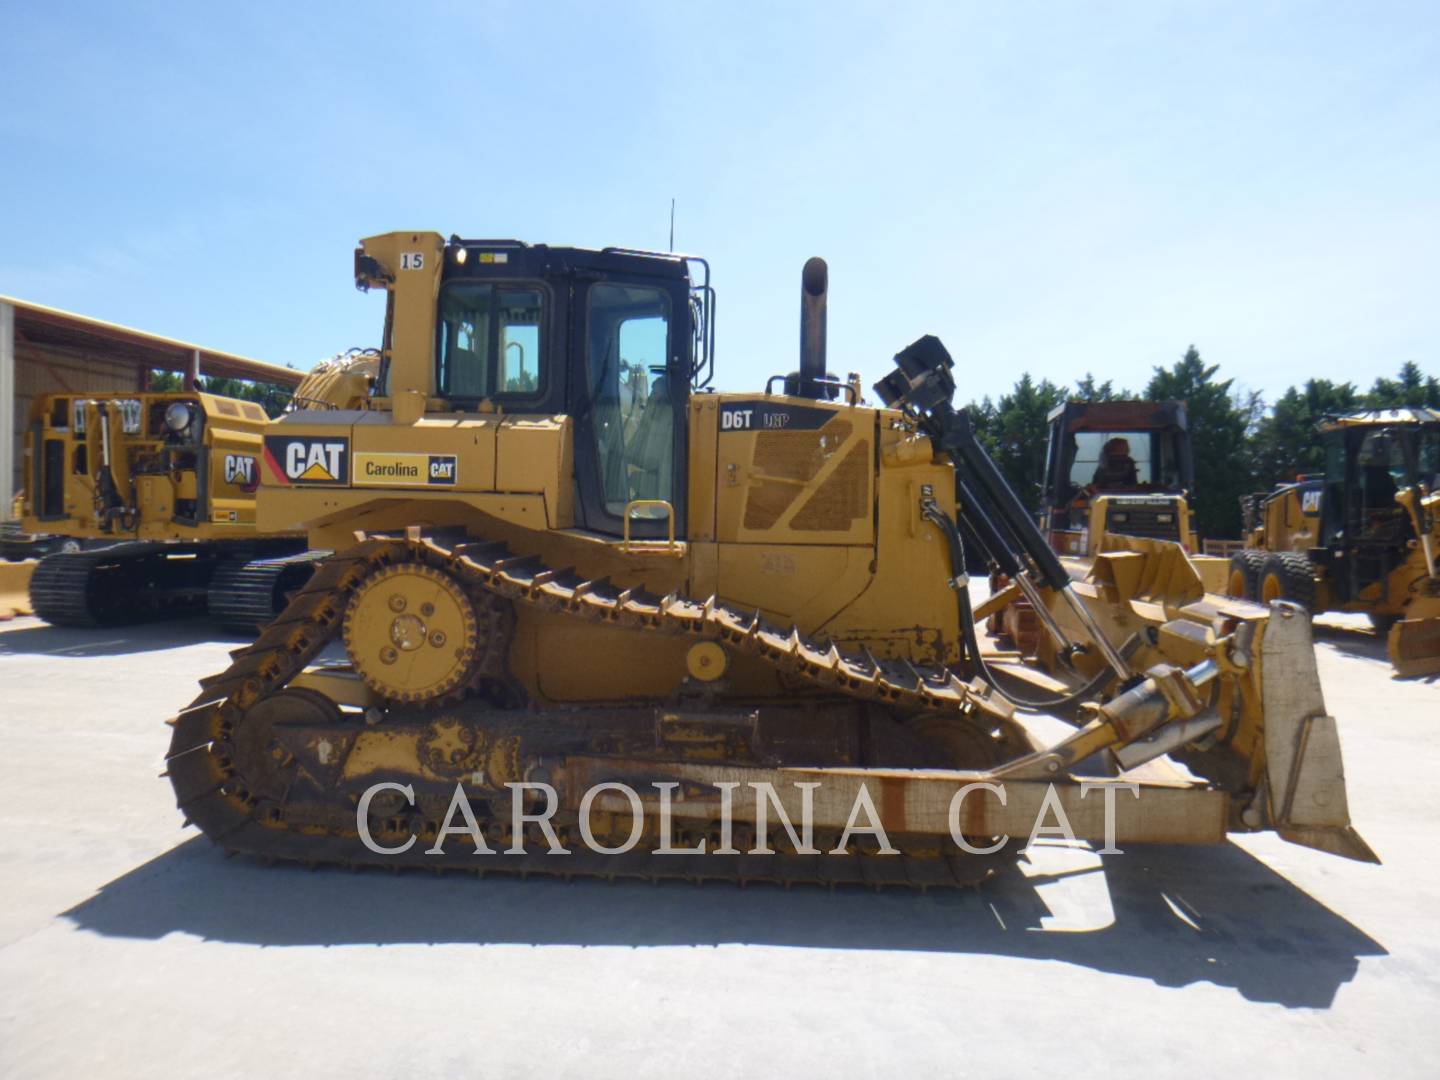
586,283 -> 673,517
437,284 -> 544,400
1066,430 -> 1187,492
1356,430 -> 1403,510
1070,431 -> 1152,489
1417,430 -> 1440,490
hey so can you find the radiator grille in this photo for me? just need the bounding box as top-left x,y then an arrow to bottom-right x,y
791,440 -> 869,531
1104,501 -> 1182,541
742,419 -> 868,533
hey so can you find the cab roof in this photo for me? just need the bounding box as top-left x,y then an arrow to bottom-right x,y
444,238 -> 694,283
1046,399 -> 1188,432
1319,407 -> 1440,432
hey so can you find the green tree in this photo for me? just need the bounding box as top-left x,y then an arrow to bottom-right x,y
1145,345 -> 1252,540
967,373 -> 1068,510
1073,372 -> 1127,402
199,375 -> 293,416
147,370 -> 293,417
1251,378 -> 1359,488
1362,361 -> 1440,409
149,370 -> 182,392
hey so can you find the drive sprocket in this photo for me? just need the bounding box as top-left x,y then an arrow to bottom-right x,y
343,562 -> 483,704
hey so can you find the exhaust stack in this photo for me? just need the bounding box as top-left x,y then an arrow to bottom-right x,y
786,256 -> 830,399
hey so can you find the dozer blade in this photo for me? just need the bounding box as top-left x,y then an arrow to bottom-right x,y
0,560 -> 35,620
1386,600 -> 1440,679
1261,602 -> 1379,863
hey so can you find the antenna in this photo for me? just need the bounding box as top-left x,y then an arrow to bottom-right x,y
669,198 -> 675,251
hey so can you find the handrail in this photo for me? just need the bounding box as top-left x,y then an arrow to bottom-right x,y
762,374 -> 858,404
621,499 -> 678,554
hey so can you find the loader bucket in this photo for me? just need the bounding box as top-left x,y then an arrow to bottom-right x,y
1387,600 -> 1440,678
1261,602 -> 1379,862
0,560 -> 36,620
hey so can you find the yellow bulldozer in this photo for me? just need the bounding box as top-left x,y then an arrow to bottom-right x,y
164,231 -> 1374,886
1228,409 -> 1440,677
15,351 -> 376,628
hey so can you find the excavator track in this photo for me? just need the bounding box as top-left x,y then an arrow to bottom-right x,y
30,539 -> 315,630
31,541 -> 213,627
166,530 -> 1014,889
206,548 -> 326,632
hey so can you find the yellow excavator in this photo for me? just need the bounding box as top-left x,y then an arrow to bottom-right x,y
1230,409 -> 1440,677
14,351 -> 376,628
164,232 -> 1374,886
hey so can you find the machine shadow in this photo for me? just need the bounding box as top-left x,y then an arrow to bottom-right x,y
64,836 -> 1383,1008
1312,621 -> 1388,661
1312,621 -> 1440,681
0,617 -> 229,657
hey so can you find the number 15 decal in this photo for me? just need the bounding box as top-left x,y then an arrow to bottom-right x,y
401,252 -> 425,270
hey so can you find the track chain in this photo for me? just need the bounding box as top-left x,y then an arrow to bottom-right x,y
166,530 -> 1004,889
31,541 -> 198,626
206,549 -> 326,631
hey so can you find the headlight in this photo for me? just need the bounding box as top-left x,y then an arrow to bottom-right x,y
164,402 -> 194,435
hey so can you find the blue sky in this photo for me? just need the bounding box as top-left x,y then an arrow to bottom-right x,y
2,2 -> 1436,405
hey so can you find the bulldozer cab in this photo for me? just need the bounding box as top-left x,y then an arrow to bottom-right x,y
1039,400 -> 1194,554
363,238 -> 707,542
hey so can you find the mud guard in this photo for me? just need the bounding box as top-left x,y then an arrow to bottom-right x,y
1261,601 -> 1379,863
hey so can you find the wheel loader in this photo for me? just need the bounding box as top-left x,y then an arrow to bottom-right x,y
1228,408 -> 1440,677
164,231 -> 1375,888
16,350 -> 376,628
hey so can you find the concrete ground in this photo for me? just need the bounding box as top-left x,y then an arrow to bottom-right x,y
0,607 -> 1436,1079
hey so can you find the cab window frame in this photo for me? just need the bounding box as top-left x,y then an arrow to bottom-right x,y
583,281 -> 676,519
570,275 -> 690,539
434,278 -> 553,404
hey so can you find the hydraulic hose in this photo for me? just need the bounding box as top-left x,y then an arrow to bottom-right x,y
920,498 -> 1123,714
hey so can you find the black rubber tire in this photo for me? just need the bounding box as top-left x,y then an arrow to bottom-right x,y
1227,550 -> 1266,600
1259,552 -> 1316,611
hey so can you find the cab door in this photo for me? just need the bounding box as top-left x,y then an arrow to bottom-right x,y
570,276 -> 690,538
